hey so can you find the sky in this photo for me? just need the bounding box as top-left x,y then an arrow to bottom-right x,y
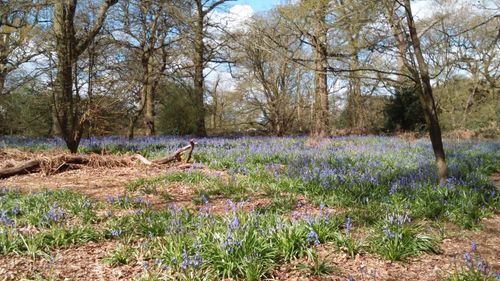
234,0 -> 281,12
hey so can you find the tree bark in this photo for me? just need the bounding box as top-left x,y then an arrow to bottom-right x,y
402,0 -> 447,184
193,10 -> 207,137
52,0 -> 116,153
53,0 -> 79,152
312,0 -> 329,137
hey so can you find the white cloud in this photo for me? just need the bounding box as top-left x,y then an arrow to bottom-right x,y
209,4 -> 254,32
205,5 -> 254,92
410,0 -> 493,20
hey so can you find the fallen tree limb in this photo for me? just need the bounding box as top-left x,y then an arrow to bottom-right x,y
153,139 -> 196,165
0,155 -> 91,179
0,140 -> 197,179
0,159 -> 41,179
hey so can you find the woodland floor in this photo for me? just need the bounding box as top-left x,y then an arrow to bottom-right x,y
0,148 -> 499,281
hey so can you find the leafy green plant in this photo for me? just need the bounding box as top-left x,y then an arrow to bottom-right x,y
297,248 -> 335,276
103,245 -> 135,266
370,212 -> 440,261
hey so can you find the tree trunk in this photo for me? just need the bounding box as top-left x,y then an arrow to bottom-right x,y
312,1 -> 329,137
144,83 -> 155,136
128,116 -> 137,140
53,1 -> 82,154
193,14 -> 207,137
347,50 -> 362,129
0,72 -> 5,96
52,0 -> 116,153
402,0 -> 448,184
141,55 -> 156,136
313,38 -> 329,137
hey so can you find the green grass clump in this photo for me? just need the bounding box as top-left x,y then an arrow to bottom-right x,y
370,211 -> 440,261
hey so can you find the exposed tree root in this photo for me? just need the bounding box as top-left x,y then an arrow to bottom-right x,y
0,140 -> 197,179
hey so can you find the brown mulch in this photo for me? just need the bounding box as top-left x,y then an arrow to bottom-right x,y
0,241 -> 143,281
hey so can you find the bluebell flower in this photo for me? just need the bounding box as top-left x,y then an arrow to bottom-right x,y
476,256 -> 489,275
464,252 -> 472,268
44,203 -> 65,223
471,240 -> 477,252
383,226 -> 394,239
306,230 -> 320,246
0,210 -> 14,225
229,216 -> 240,230
345,216 -> 352,234
11,205 -> 20,216
110,229 -> 122,237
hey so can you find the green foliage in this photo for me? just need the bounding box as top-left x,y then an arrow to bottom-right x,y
298,249 -> 335,276
434,76 -> 499,131
103,244 -> 135,266
370,217 -> 440,261
0,86 -> 52,136
384,84 -> 426,132
157,83 -> 198,135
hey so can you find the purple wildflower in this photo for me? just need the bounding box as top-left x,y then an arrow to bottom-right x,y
306,230 -> 320,246
464,252 -> 472,269
345,216 -> 352,234
110,229 -> 122,237
44,203 -> 65,223
471,240 -> 477,252
383,226 -> 394,239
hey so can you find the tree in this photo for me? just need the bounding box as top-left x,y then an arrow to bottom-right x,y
187,0 -> 235,136
0,1 -> 45,96
384,0 -> 448,184
237,14 -> 304,135
384,84 -> 425,131
111,0 -> 179,137
52,0 -> 117,153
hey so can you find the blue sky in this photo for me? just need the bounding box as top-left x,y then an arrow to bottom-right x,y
234,0 -> 279,12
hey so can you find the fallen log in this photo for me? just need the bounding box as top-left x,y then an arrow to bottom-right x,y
132,139 -> 196,165
0,155 -> 93,179
0,140 -> 197,179
0,159 -> 41,179
155,139 -> 196,164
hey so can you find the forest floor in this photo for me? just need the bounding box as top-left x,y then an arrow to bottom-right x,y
0,145 -> 499,281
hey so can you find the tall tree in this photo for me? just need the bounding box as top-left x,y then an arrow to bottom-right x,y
112,0 -> 178,137
384,0 -> 448,184
189,0 -> 234,136
238,15 -> 304,135
278,0 -> 331,137
52,0 -> 117,153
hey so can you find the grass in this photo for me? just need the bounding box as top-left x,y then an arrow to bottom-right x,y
1,136 -> 499,279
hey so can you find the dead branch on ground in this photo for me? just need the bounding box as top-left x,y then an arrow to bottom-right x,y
0,140 -> 197,179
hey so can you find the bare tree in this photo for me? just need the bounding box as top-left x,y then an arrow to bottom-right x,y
52,0 -> 117,153
111,0 -> 179,137
181,0 -> 235,137
0,1 -> 46,96
384,0 -> 448,184
237,15 -> 304,135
